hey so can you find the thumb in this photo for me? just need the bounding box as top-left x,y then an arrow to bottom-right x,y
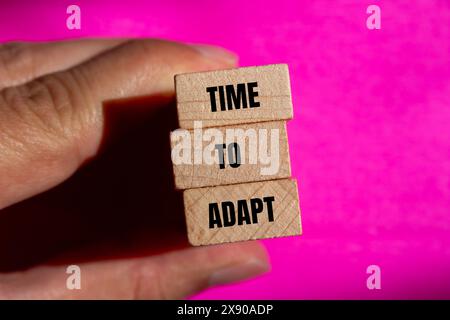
1,242 -> 269,299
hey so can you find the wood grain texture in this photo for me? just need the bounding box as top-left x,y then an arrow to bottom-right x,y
175,64 -> 293,129
183,179 -> 301,246
171,121 -> 291,189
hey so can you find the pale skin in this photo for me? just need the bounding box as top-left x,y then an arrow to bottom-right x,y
0,39 -> 269,299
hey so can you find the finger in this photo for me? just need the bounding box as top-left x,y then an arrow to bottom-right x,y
0,241 -> 269,299
0,39 -> 238,209
0,39 -> 127,89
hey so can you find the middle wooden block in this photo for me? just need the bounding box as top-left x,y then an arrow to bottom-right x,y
170,120 -> 291,189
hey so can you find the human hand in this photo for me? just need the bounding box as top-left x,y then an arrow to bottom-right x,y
0,39 -> 269,299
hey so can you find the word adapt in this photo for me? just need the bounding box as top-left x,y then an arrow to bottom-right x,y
183,179 -> 301,246
209,196 -> 275,228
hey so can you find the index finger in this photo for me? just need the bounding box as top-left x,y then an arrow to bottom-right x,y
0,39 -> 127,89
0,39 -> 237,209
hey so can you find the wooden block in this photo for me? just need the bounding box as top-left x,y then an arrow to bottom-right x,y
183,179 -> 301,246
175,64 -> 293,129
171,121 -> 291,189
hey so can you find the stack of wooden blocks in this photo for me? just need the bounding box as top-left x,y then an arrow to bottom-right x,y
170,64 -> 302,246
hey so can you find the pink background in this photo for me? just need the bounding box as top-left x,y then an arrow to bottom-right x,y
1,0 -> 449,299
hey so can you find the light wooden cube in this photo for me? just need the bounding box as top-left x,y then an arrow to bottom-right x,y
183,178 -> 302,246
170,120 -> 291,189
175,64 -> 293,129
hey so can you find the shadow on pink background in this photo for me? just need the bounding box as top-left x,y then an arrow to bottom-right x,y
0,0 -> 449,299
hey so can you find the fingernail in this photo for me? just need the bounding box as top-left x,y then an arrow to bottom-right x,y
190,44 -> 238,66
208,258 -> 270,287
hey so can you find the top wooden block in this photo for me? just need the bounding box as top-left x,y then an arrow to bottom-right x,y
175,64 -> 293,129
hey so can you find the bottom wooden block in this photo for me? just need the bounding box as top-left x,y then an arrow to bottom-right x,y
183,179 -> 302,246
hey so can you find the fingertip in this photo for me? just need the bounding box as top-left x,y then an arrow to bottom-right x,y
204,241 -> 271,288
229,240 -> 270,266
189,43 -> 239,68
